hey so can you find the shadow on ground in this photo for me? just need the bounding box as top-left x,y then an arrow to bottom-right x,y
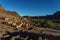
0,31 -> 60,40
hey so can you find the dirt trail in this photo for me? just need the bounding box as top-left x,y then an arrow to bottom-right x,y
43,28 -> 60,36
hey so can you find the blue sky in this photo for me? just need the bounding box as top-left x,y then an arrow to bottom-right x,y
0,0 -> 60,16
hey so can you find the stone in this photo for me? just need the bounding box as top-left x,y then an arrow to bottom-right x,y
16,23 -> 23,28
12,23 -> 16,26
5,18 -> 9,21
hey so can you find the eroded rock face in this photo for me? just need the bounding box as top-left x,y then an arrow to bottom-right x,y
0,5 -> 35,40
0,5 -> 33,30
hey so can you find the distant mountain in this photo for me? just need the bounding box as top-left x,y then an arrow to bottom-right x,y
23,11 -> 60,20
44,11 -> 60,20
52,11 -> 60,20
53,11 -> 60,16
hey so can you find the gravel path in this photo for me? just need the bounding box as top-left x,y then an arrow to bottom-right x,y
43,28 -> 60,36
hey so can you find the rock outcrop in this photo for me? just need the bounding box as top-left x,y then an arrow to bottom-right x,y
0,4 -> 35,40
0,5 -> 33,30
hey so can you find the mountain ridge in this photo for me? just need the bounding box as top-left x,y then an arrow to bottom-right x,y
23,11 -> 60,20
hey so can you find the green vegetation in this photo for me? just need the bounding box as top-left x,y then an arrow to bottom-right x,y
27,17 -> 60,30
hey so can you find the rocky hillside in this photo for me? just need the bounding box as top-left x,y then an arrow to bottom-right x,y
0,5 -> 34,29
0,5 -> 60,40
0,5 -> 34,39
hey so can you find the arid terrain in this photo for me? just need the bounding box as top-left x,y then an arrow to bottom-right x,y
0,5 -> 60,40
